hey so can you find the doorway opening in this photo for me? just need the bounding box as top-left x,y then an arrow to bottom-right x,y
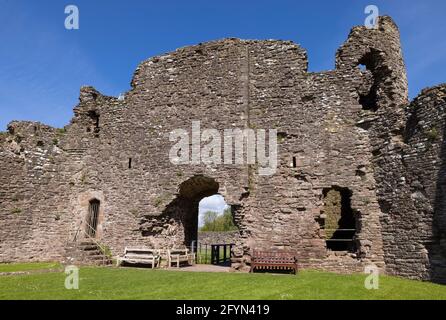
176,175 -> 238,265
321,187 -> 356,252
178,175 -> 219,246
197,195 -> 236,265
86,199 -> 100,238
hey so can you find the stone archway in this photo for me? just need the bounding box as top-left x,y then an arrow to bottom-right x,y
71,190 -> 105,241
138,174 -> 245,267
177,175 -> 220,246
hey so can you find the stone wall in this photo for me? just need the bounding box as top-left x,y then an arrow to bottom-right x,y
0,16 -> 445,282
390,85 -> 446,282
198,231 -> 240,245
0,122 -> 73,262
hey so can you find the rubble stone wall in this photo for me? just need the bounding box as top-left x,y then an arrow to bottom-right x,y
0,16 -> 445,282
198,231 -> 240,245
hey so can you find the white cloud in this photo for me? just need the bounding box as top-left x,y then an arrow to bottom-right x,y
198,195 -> 230,227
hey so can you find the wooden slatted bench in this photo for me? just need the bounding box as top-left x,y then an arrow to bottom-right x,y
250,250 -> 298,274
117,247 -> 161,269
167,248 -> 195,268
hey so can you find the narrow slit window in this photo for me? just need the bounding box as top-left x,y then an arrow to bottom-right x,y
129,158 -> 132,169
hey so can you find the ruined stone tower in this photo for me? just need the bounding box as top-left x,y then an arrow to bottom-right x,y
1,16 -> 445,283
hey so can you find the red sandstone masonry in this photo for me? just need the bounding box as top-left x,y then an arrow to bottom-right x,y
0,16 -> 445,283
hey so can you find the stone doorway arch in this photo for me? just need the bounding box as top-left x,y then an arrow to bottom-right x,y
177,175 -> 221,246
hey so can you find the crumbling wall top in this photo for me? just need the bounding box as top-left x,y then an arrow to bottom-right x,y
413,83 -> 446,103
129,38 -> 308,91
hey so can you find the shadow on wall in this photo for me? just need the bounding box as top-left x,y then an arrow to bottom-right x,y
146,175 -> 242,248
430,113 -> 446,284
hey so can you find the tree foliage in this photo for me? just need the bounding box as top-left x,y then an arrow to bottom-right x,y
200,207 -> 237,232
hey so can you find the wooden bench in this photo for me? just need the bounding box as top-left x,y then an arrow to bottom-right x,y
250,250 -> 298,274
117,247 -> 161,269
167,248 -> 195,268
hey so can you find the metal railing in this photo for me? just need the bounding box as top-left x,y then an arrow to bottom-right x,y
71,220 -> 110,265
324,228 -> 356,242
324,228 -> 357,251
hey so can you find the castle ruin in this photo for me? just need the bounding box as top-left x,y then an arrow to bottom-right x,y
1,16 -> 445,283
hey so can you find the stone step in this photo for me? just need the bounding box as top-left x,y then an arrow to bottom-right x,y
79,240 -> 96,246
64,240 -> 112,266
89,260 -> 112,266
85,250 -> 103,256
79,244 -> 99,251
69,247 -> 111,265
88,255 -> 108,260
66,148 -> 87,153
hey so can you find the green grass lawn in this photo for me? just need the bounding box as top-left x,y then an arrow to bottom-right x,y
0,263 -> 445,300
0,262 -> 61,273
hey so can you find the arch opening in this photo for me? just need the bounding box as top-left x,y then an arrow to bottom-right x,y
198,195 -> 235,233
357,49 -> 391,112
178,175 -> 219,247
175,175 -> 239,249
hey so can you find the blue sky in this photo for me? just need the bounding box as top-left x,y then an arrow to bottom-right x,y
0,0 -> 445,130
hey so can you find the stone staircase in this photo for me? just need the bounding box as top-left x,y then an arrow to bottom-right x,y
65,148 -> 87,162
64,240 -> 112,266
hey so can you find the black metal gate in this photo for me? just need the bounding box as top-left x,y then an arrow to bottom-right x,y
193,242 -> 234,265
211,244 -> 234,265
